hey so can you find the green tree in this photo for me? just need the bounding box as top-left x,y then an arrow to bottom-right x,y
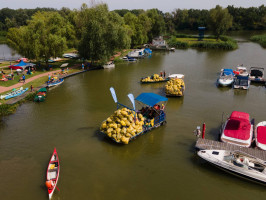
77,4 -> 130,64
209,5 -> 233,40
146,9 -> 165,41
7,11 -> 75,65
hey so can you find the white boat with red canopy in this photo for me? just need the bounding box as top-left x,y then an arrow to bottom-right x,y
255,121 -> 266,150
46,148 -> 60,199
221,111 -> 253,147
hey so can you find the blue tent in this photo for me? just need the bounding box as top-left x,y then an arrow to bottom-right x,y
135,93 -> 168,107
223,69 -> 234,76
14,60 -> 27,67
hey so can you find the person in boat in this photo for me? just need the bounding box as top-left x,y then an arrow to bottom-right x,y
163,71 -> 166,78
161,104 -> 165,110
160,71 -> 163,77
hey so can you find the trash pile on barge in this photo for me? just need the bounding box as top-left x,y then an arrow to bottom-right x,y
165,74 -> 185,96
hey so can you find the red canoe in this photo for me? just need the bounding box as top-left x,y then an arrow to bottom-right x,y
221,111 -> 253,147
46,148 -> 60,199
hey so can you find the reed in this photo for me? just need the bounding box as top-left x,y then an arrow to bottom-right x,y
250,34 -> 266,48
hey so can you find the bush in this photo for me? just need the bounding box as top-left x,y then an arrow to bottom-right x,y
0,104 -> 18,116
251,34 -> 266,48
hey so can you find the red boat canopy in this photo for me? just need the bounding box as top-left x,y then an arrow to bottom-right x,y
230,111 -> 250,121
257,126 -> 266,144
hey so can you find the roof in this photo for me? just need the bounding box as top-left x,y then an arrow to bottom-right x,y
14,60 -> 27,67
223,69 -> 234,76
135,93 -> 168,107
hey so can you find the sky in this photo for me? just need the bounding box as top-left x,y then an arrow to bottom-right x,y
0,0 -> 265,12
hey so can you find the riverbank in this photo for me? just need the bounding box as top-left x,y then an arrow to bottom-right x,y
0,64 -> 102,117
250,34 -> 266,48
167,34 -> 238,50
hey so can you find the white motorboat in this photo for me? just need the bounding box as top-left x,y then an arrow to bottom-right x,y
103,61 -> 115,69
235,66 -> 249,76
168,74 -> 184,79
220,111 -> 253,147
233,75 -> 250,89
255,121 -> 266,150
217,69 -> 234,87
249,67 -> 264,82
198,150 -> 266,185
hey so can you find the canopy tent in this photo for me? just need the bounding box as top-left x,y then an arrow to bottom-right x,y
223,69 -> 234,76
135,93 -> 168,107
9,60 -> 36,70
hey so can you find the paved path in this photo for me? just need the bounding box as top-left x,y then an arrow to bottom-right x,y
0,70 -> 61,93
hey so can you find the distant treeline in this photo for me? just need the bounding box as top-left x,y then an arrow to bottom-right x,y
0,5 -> 265,32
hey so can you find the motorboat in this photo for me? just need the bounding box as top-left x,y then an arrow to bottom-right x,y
221,111 -> 253,147
234,66 -> 249,76
122,56 -> 137,62
217,69 -> 235,87
233,75 -> 250,89
249,67 -> 264,82
168,74 -> 184,79
255,121 -> 266,150
198,150 -> 266,185
103,61 -> 115,69
127,49 -> 145,58
46,148 -> 60,199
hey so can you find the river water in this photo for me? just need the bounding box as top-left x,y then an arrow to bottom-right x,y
1,33 -> 266,200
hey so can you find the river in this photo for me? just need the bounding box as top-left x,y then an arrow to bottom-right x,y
0,32 -> 266,200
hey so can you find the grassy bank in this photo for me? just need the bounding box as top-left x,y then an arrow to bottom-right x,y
167,34 -> 238,50
250,34 -> 266,48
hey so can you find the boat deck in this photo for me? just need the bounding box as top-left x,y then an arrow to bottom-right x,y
195,138 -> 266,161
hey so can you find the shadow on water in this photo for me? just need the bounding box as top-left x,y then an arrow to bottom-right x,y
233,89 -> 248,96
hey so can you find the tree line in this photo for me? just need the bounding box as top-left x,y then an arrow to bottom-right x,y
3,3 -> 266,65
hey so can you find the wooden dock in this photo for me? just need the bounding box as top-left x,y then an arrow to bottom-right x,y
195,138 -> 266,161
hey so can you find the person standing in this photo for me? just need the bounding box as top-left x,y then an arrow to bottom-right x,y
11,72 -> 14,80
82,63 -> 84,70
22,74 -> 25,83
163,70 -> 166,78
30,85 -> 33,92
48,74 -> 51,82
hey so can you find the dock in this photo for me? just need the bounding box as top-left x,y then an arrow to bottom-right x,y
195,138 -> 266,161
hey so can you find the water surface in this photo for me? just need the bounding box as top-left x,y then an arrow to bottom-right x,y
0,34 -> 266,200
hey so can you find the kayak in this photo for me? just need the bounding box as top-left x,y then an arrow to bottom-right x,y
4,87 -> 28,100
0,87 -> 21,99
34,88 -> 47,102
46,148 -> 60,200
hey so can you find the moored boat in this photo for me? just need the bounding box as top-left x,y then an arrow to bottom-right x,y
103,61 -> 115,69
233,75 -> 250,89
0,87 -> 20,99
249,67 -> 264,83
165,74 -> 185,97
4,87 -> 28,100
46,148 -> 60,200
34,88 -> 47,102
221,111 -> 253,147
255,121 -> 266,150
198,149 -> 266,185
47,78 -> 64,87
217,69 -> 234,87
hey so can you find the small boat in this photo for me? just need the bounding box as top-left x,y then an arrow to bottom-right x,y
221,111 -> 253,147
217,69 -> 234,87
0,87 -> 20,99
165,74 -> 185,97
46,148 -> 60,200
198,150 -> 266,185
255,121 -> 266,150
249,67 -> 264,82
233,75 -> 250,89
103,61 -> 115,69
122,56 -> 137,62
47,78 -> 64,88
34,88 -> 47,102
4,87 -> 28,100
234,66 -> 249,76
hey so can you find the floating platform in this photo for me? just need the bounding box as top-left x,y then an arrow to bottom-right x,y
195,138 -> 266,161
